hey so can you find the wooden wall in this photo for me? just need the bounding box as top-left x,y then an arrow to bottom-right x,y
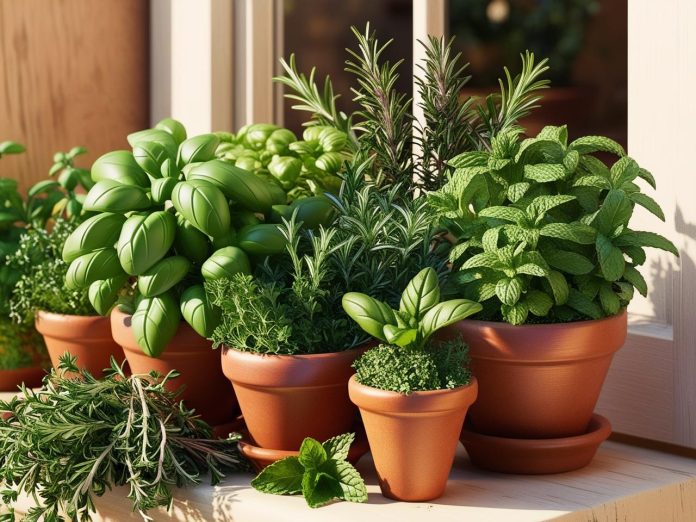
0,0 -> 149,191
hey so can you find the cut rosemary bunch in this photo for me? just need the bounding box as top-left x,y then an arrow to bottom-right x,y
0,355 -> 247,522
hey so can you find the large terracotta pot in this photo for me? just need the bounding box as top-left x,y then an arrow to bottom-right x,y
221,347 -> 366,451
448,310 -> 627,439
111,308 -> 237,427
0,366 -> 45,392
349,375 -> 478,501
35,311 -> 124,376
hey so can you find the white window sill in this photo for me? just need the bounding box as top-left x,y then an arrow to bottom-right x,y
5,441 -> 696,521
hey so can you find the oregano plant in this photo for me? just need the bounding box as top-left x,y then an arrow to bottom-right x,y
429,125 -> 678,324
251,433 -> 367,508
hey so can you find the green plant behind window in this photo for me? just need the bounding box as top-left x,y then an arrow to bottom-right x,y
343,267 -> 481,393
430,125 -> 678,324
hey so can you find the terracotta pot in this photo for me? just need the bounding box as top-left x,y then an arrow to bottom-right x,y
0,366 -> 45,392
111,308 -> 237,427
221,346 -> 366,451
349,375 -> 478,502
35,311 -> 124,376
447,310 -> 627,439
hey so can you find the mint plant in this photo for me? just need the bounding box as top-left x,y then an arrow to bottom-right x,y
251,433 -> 367,509
429,125 -> 678,324
343,267 -> 481,393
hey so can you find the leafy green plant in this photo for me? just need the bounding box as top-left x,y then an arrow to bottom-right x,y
8,219 -> 93,325
0,141 -> 90,370
343,267 -> 481,393
215,123 -> 352,201
208,162 -> 445,355
63,119 -> 338,357
207,219 -> 350,355
276,25 -> 548,193
0,319 -> 45,371
0,355 -> 247,522
252,432 -> 367,509
429,125 -> 678,324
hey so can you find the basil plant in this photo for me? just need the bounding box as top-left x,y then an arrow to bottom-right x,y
429,125 -> 678,325
215,123 -> 351,200
62,119 -> 337,357
342,267 -> 481,351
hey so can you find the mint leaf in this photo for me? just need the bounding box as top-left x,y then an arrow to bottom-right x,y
322,433 -> 354,461
596,233 -> 625,282
570,135 -> 625,156
251,457 -> 304,494
321,460 -> 368,504
304,472 -> 344,508
299,438 -> 327,470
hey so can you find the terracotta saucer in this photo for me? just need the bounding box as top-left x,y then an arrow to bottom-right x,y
0,366 -> 46,392
239,426 -> 370,471
461,413 -> 612,474
211,415 -> 246,439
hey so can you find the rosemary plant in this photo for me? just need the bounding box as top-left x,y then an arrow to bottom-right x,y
276,24 -> 549,194
0,355 -> 247,522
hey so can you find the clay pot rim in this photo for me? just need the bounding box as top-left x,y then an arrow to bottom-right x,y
349,374 -> 478,414
36,310 -> 105,321
459,309 -> 626,332
221,344 -> 369,360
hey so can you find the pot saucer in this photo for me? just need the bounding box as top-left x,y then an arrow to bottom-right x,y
0,366 -> 46,392
461,413 -> 612,474
238,427 -> 370,471
211,415 -> 246,439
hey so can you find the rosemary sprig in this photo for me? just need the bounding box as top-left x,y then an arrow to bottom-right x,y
345,23 -> 413,190
0,355 -> 247,522
275,54 -> 357,149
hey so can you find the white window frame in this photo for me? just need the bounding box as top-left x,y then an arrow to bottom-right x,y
150,0 -> 694,448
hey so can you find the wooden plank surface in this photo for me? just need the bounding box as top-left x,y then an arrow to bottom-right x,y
0,0 -> 149,191
4,441 -> 696,521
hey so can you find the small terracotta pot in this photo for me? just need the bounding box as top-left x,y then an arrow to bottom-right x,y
447,310 -> 627,439
221,346 -> 366,451
111,308 -> 237,427
349,375 -> 478,502
35,311 -> 124,376
0,366 -> 45,392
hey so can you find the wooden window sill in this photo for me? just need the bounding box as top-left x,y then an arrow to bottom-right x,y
5,441 -> 696,521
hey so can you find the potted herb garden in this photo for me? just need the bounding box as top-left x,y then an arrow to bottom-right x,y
63,118 -> 342,428
209,163 -> 441,457
344,267 -> 481,501
430,125 -> 678,473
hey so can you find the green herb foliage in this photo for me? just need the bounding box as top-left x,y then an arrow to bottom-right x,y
208,162 -> 445,355
207,221 -> 350,355
343,267 -> 480,392
8,219 -> 93,323
215,123 -> 351,201
430,125 -> 678,324
353,340 -> 471,394
252,433 -> 367,509
0,318 -> 45,371
0,355 -> 247,522
277,26 -> 548,194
